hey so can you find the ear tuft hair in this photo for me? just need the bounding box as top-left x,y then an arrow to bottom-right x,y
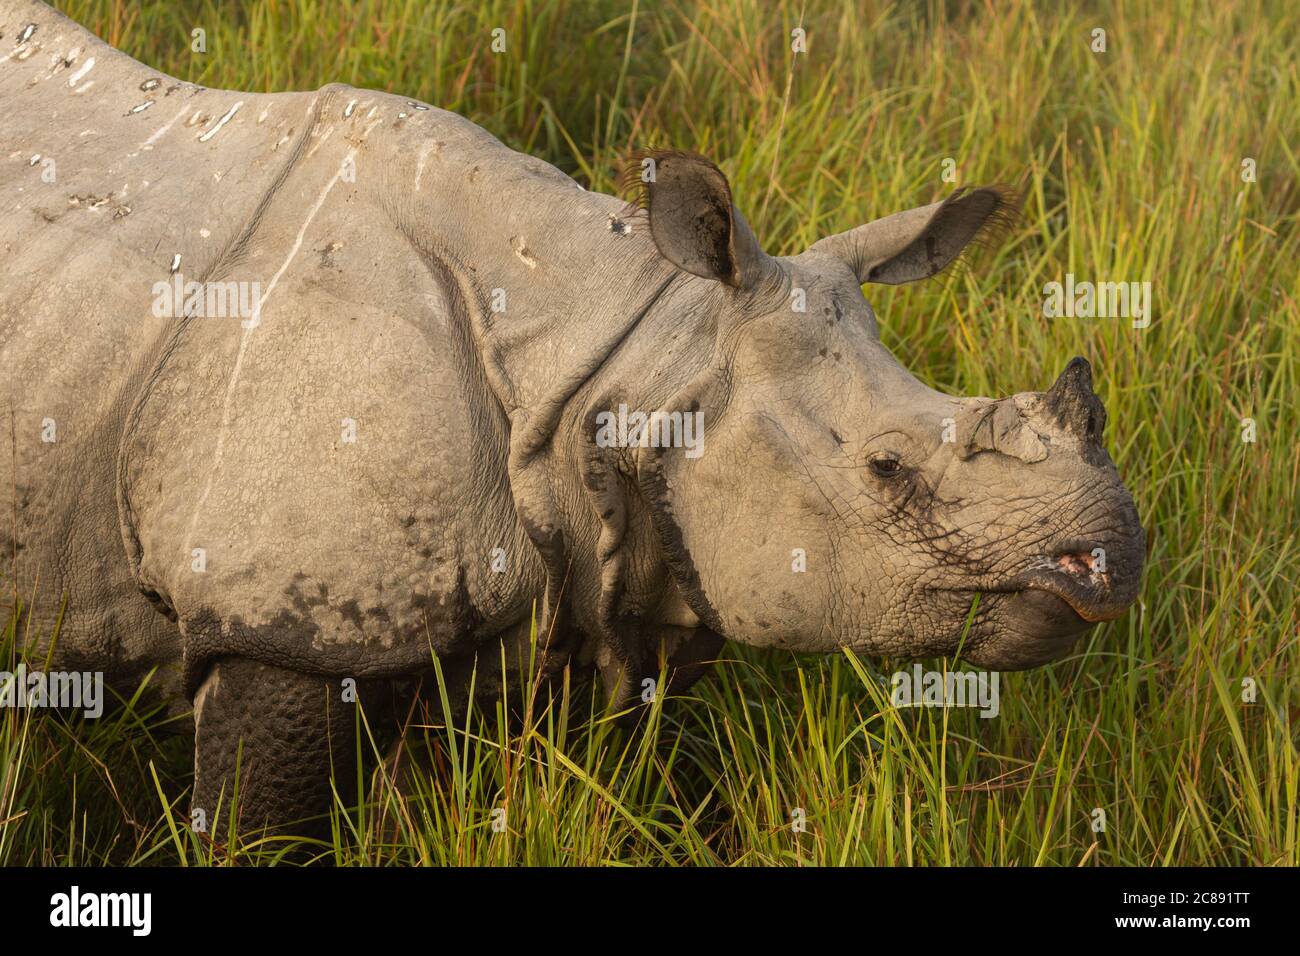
812,180 -> 1024,287
942,182 -> 1022,276
617,147 -> 731,212
614,147 -> 768,289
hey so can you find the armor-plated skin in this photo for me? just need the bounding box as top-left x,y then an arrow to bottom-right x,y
1,1 -> 1144,834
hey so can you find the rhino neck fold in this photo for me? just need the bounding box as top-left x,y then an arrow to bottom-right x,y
393,160 -> 700,697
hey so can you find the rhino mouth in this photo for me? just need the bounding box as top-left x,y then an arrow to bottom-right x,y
1004,588 -> 1095,640
1002,542 -> 1139,625
964,541 -> 1139,641
1020,571 -> 1123,624
939,582 -> 1094,646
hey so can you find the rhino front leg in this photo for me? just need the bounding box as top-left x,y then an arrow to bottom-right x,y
192,658 -> 365,845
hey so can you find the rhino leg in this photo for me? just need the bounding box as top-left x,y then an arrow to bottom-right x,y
192,658 -> 399,846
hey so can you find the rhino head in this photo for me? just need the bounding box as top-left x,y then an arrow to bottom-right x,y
582,151 -> 1144,688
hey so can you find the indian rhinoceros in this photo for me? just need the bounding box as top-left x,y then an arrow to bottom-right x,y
2,0 -> 1144,837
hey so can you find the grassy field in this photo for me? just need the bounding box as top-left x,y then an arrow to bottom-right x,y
2,0 -> 1297,865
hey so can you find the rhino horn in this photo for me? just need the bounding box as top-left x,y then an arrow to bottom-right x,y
1041,356 -> 1107,446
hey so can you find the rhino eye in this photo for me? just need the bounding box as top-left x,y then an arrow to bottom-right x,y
868,455 -> 903,479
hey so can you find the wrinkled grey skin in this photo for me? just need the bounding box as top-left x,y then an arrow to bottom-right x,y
2,1 -> 1143,836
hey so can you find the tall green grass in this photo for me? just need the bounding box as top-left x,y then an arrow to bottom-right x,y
2,0 -> 1295,865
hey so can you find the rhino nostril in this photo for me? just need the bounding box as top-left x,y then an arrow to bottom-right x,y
1056,552 -> 1094,575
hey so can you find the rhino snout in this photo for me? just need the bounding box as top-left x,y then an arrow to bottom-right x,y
1011,524 -> 1146,627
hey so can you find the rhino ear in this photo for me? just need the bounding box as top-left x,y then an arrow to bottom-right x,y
621,149 -> 768,289
810,185 -> 1019,285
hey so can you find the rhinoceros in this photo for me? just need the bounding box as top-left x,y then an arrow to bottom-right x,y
2,0 -> 1144,837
